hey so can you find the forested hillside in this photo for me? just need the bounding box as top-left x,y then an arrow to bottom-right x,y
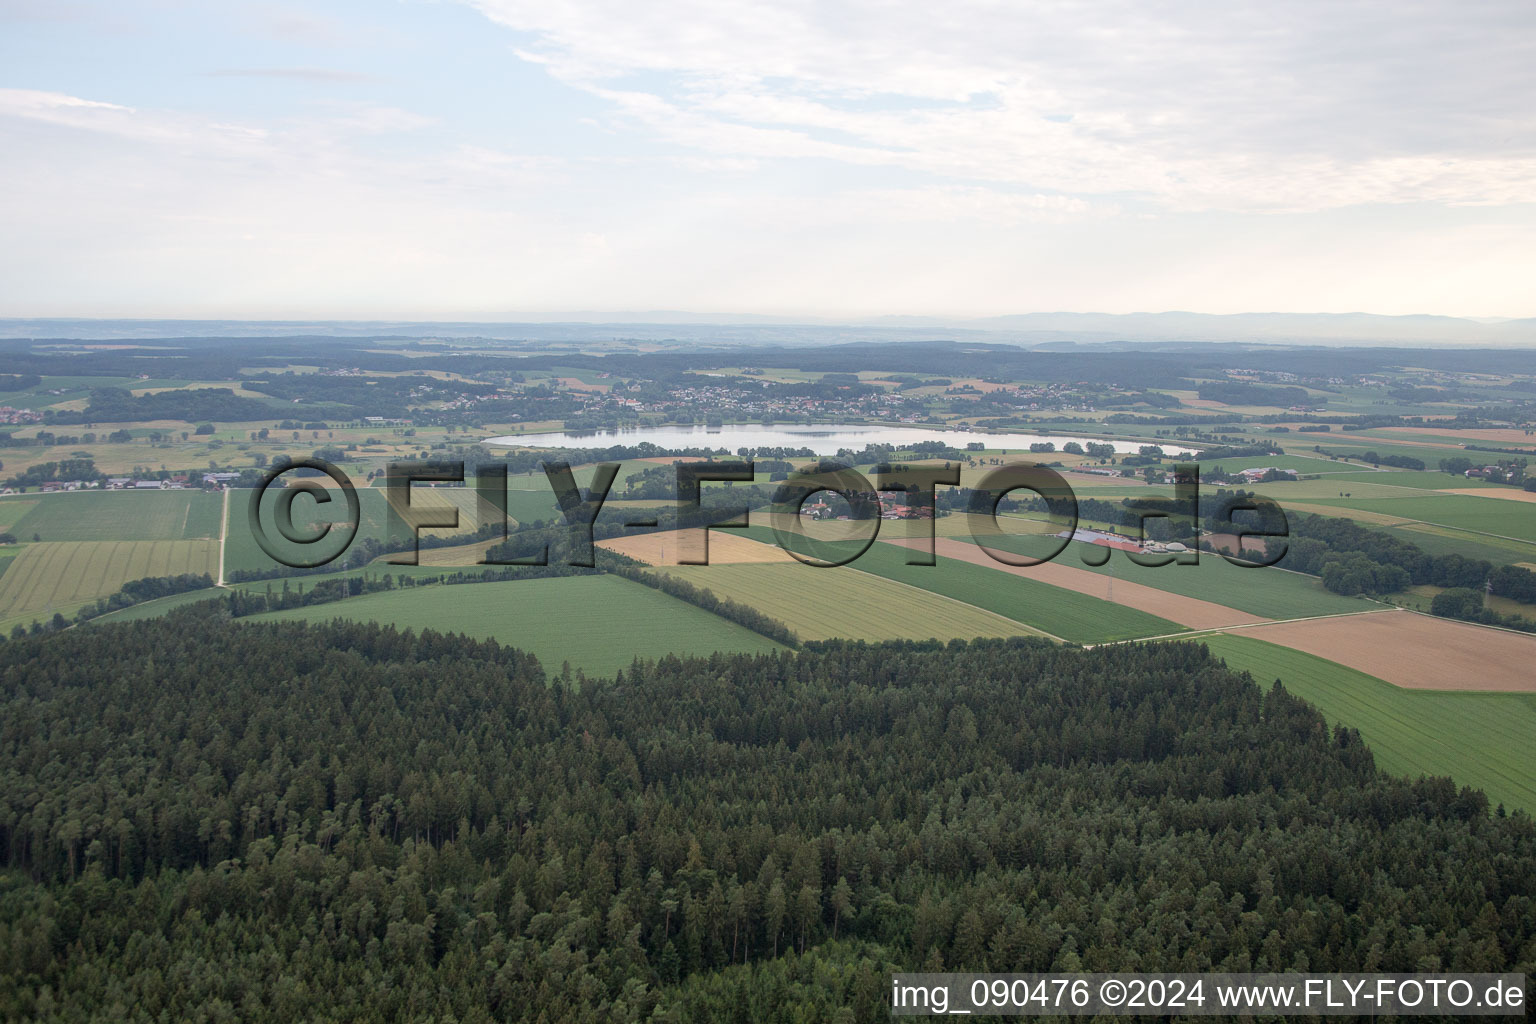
0,611 -> 1532,1021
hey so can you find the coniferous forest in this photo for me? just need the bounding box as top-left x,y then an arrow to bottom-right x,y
0,608 -> 1533,1021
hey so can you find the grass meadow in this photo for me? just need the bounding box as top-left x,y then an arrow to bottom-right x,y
248,575 -> 787,678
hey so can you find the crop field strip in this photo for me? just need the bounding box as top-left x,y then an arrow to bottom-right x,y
248,574 -> 787,679
1319,469 -> 1510,490
1251,478 -> 1445,500
651,561 -> 1044,643
1218,607 -> 1536,693
223,486 -> 483,574
1439,488 -> 1536,504
89,562 -> 509,626
0,499 -> 38,533
952,531 -> 1377,620
599,530 -> 794,565
8,490 -> 224,542
1299,493 -> 1536,543
887,537 -> 1270,630
0,539 -> 219,629
735,522 -> 1181,643
1199,634 -> 1536,813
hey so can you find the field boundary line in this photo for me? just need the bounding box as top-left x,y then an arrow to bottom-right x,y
1084,607 -> 1395,649
217,486 -> 229,587
1373,604 -> 1536,641
837,563 -> 1068,644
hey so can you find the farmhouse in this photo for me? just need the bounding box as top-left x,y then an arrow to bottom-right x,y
1238,467 -> 1299,482
877,491 -> 934,520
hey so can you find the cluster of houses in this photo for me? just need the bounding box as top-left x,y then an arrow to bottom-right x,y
1236,466 -> 1299,482
20,471 -> 244,494
799,492 -> 936,521
1464,465 -> 1514,479
0,406 -> 41,425
106,476 -> 189,490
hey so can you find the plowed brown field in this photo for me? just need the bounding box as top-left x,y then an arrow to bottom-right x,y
1225,609 -> 1536,692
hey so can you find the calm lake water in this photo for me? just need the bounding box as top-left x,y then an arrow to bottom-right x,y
483,423 -> 1196,457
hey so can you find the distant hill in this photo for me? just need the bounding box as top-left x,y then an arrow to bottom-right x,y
0,311 -> 1530,346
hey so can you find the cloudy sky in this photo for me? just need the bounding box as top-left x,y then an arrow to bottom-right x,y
2,0 -> 1533,318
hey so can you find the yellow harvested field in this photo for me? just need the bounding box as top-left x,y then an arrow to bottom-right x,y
946,378 -> 1018,393
1224,609 -> 1536,692
555,377 -> 610,392
1379,426 -> 1536,444
651,562 -> 1043,643
599,529 -> 794,565
397,538 -> 503,566
1440,488 -> 1536,504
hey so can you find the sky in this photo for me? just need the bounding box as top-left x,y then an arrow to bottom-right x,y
1,0 -> 1534,319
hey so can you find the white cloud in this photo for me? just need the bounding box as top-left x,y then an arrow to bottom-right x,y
463,0 -> 1536,212
3,3 -> 1536,317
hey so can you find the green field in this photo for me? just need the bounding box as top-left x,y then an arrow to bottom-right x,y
1385,522 -> 1536,565
1199,634 -> 1536,812
5,490 -> 222,542
0,499 -> 38,533
1303,494 -> 1536,542
738,524 -> 1181,643
1298,439 -> 1476,464
0,539 -> 219,631
89,562 -> 508,626
1201,453 -> 1366,475
249,575 -> 786,678
223,487 -> 378,574
1256,477 -> 1442,500
224,487 -> 483,574
654,562 -> 1043,642
1320,469 -> 1498,491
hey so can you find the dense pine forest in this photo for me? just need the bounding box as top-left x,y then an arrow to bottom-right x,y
0,609 -> 1532,1021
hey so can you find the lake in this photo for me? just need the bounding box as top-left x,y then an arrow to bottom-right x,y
483,423 -> 1196,457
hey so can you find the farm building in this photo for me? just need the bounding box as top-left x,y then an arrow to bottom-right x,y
1238,467 -> 1299,482
1055,527 -> 1144,552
